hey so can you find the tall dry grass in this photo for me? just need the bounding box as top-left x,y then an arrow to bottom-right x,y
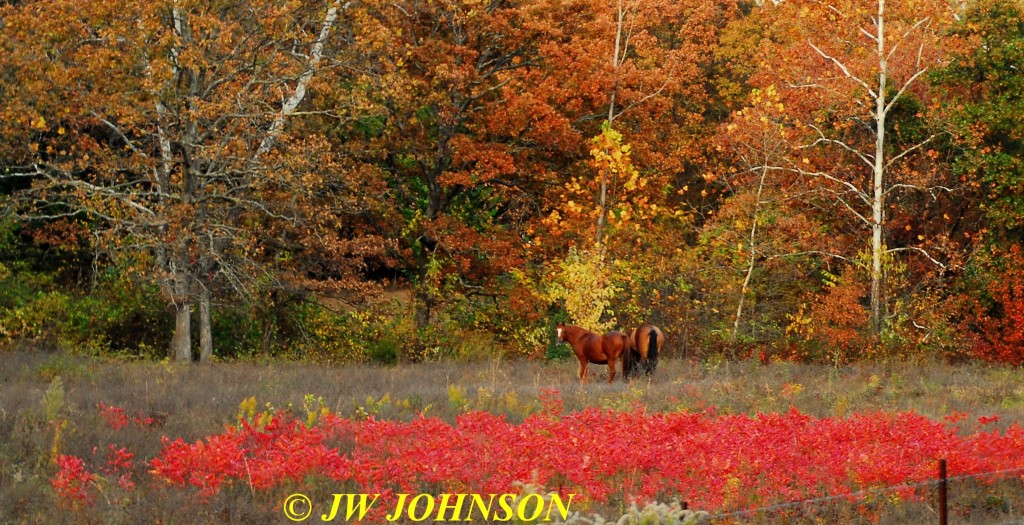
3,350 -> 1024,523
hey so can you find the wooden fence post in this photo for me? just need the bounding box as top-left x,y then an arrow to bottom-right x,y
938,458 -> 948,525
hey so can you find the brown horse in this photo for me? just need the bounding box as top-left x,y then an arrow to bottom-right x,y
556,322 -> 629,383
623,324 -> 665,379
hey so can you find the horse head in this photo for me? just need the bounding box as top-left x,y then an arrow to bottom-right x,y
556,322 -> 566,341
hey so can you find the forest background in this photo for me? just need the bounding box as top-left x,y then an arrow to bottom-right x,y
2,0 -> 1024,367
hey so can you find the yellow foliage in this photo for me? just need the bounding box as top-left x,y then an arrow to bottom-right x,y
303,393 -> 330,427
785,303 -> 814,338
554,121 -> 659,241
544,246 -> 619,333
448,384 -> 468,412
237,396 -> 258,425
504,391 -> 520,412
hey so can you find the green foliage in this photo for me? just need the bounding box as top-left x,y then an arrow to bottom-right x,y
41,375 -> 67,464
41,375 -> 65,423
0,217 -> 171,355
353,113 -> 387,139
447,384 -> 469,413
0,261 -> 169,357
367,334 -> 401,365
287,301 -> 391,364
0,284 -> 71,344
448,185 -> 503,231
934,0 -> 1024,233
209,307 -> 266,360
281,291 -> 512,365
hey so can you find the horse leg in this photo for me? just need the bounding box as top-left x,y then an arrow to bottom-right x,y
577,358 -> 588,383
638,343 -> 649,376
622,345 -> 633,380
607,358 -> 616,383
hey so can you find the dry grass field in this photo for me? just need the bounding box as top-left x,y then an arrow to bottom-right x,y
3,350 -> 1024,523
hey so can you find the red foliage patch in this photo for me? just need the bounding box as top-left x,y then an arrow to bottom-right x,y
964,245 -> 1024,365
51,454 -> 97,507
98,402 -> 161,430
144,401 -> 1024,513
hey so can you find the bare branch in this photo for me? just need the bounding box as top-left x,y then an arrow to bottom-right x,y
883,64 -> 929,115
884,133 -> 937,171
802,123 -> 875,169
884,183 -> 955,199
760,165 -> 872,224
256,0 -> 345,158
808,40 -> 878,99
886,17 -> 930,63
769,164 -> 870,205
620,0 -> 638,67
859,26 -> 878,45
767,250 -> 865,269
616,82 -> 669,118
887,245 -> 946,270
787,81 -> 826,90
93,114 -> 148,158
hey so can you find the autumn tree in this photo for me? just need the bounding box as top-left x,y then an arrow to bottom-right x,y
755,0 -> 958,338
528,0 -> 739,338
705,86 -> 838,344
541,0 -> 739,249
931,0 -> 1024,364
0,0 -> 384,361
934,0 -> 1024,239
328,0 -> 567,358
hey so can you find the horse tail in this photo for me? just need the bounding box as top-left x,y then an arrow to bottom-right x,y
646,328 -> 659,375
622,333 -> 635,379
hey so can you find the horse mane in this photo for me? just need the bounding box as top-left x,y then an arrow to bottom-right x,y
560,324 -> 592,343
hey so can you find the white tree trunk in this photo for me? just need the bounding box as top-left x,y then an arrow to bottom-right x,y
734,167 -> 768,341
804,0 -> 938,339
870,0 -> 888,337
596,0 -> 628,245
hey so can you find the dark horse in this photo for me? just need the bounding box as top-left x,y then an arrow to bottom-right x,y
556,322 -> 630,383
623,324 -> 665,379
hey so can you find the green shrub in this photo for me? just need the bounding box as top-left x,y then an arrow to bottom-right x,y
285,300 -> 418,364
0,261 -> 170,357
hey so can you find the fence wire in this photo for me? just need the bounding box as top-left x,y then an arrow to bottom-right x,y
709,465 -> 1024,524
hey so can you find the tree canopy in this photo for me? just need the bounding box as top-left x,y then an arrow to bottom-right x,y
1,0 -> 1021,365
